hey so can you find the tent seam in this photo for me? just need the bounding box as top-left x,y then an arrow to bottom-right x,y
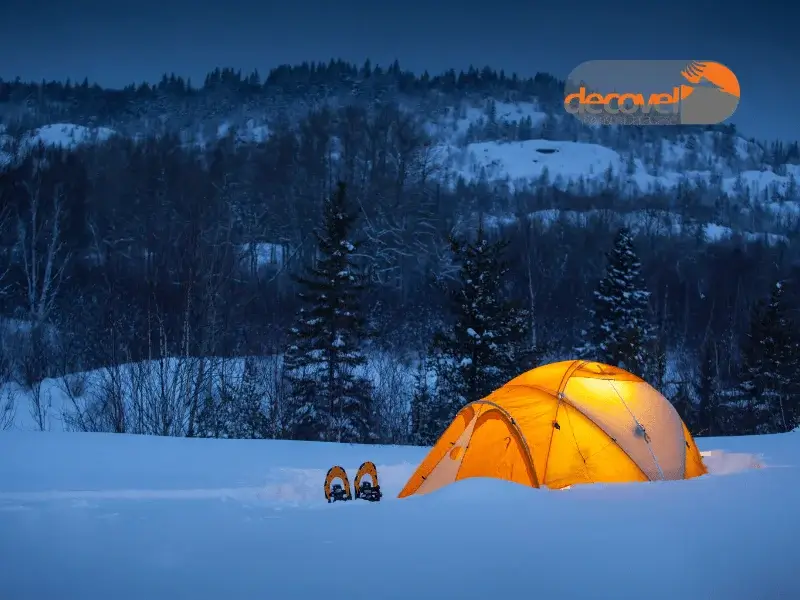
563,403 -> 594,483
451,405 -> 483,485
558,392 -> 650,482
467,400 -> 540,488
608,380 -> 665,480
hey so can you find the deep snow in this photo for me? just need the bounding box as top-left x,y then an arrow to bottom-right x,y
0,428 -> 797,600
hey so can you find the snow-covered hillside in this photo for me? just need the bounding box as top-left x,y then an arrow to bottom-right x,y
22,123 -> 117,149
0,429 -> 796,599
446,139 -> 626,186
0,123 -> 117,165
4,103 -> 798,205
440,138 -> 800,199
3,99 -> 799,241
423,100 -> 547,141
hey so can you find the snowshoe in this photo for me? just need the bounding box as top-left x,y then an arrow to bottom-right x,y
330,483 -> 348,502
354,461 -> 382,502
324,465 -> 352,503
356,480 -> 382,502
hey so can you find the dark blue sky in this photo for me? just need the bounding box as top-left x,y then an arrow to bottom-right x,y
1,0 -> 797,142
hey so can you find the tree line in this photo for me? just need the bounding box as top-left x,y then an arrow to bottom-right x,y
0,100 -> 798,440
278,182 -> 800,444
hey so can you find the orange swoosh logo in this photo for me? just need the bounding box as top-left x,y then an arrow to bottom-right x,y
679,61 -> 740,99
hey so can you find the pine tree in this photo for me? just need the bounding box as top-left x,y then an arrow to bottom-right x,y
669,382 -> 695,431
485,100 -> 498,138
195,392 -> 228,438
283,182 -> 374,443
517,116 -> 533,140
735,281 -> 800,434
409,356 -> 442,445
539,114 -> 556,140
625,152 -> 636,176
577,227 -> 656,377
235,357 -> 269,439
603,163 -> 616,189
650,334 -> 668,390
194,358 -> 268,439
695,341 -> 722,436
787,173 -> 798,201
431,222 -> 531,427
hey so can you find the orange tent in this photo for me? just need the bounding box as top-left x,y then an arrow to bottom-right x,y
398,360 -> 706,497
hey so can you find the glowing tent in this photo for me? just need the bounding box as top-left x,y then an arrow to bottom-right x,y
398,360 -> 706,497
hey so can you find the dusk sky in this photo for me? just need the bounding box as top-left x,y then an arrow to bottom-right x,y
1,0 -> 797,142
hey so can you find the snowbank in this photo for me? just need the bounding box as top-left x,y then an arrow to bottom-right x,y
0,429 -> 796,599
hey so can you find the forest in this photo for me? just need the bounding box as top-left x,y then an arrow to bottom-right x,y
0,60 -> 799,441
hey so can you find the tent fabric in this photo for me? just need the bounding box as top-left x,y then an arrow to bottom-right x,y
398,360 -> 706,497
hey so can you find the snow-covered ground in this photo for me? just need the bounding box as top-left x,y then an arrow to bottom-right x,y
439,138 -> 800,199
0,427 -> 796,599
21,123 -> 117,150
448,139 -> 625,186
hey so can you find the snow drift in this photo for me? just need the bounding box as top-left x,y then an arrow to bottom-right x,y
0,429 -> 796,600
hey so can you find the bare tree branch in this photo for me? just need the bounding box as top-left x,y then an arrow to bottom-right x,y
18,178 -> 70,326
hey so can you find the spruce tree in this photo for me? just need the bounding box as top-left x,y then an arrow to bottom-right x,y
235,357 -> 269,439
517,116 -> 533,140
194,358 -> 268,439
736,281 -> 800,434
669,382 -> 696,432
431,223 -> 530,427
283,182 -> 374,443
695,341 -> 722,436
195,392 -> 229,439
409,356 -> 441,446
577,227 -> 656,377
